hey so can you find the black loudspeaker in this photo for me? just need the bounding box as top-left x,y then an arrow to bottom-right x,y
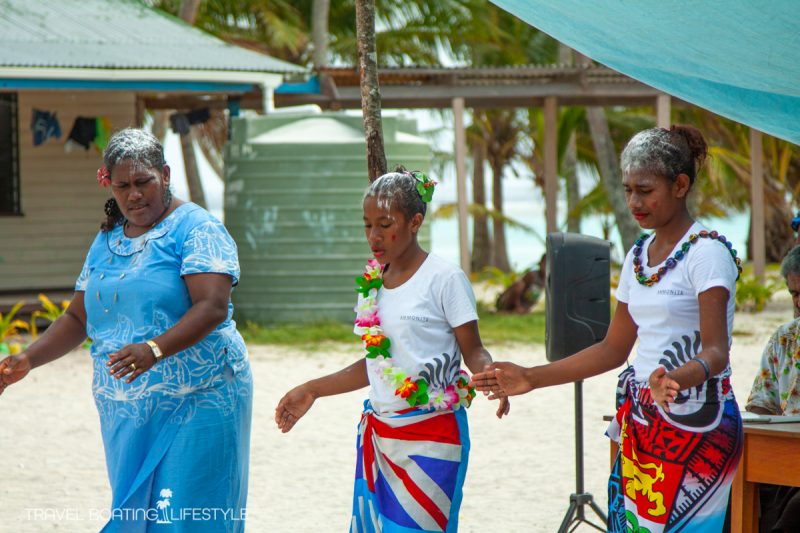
545,233 -> 611,362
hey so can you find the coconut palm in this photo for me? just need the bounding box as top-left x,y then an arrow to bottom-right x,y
674,108 -> 800,261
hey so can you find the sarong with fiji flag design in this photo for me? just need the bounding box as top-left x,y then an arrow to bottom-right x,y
606,366 -> 742,533
351,401 -> 469,533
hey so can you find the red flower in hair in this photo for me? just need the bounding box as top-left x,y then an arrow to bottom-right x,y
97,166 -> 111,187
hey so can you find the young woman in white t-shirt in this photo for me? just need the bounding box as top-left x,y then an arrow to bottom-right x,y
473,126 -> 743,533
276,168 -> 509,532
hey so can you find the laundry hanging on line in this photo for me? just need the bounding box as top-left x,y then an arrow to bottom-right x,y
64,116 -> 112,152
31,109 -> 62,146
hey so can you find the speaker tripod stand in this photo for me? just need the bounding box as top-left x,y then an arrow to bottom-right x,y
557,380 -> 607,533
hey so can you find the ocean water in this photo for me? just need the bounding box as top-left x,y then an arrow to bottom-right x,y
429,175 -> 751,271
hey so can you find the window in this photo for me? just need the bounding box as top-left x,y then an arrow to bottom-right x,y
0,93 -> 20,215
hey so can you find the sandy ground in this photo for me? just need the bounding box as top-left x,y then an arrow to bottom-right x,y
0,297 -> 791,533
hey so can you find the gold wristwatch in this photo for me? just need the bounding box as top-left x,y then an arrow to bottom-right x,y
146,340 -> 164,363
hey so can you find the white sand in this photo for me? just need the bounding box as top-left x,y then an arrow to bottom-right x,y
0,299 -> 789,532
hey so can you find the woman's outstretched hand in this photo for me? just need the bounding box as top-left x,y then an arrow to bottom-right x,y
0,354 -> 32,395
275,385 -> 316,433
648,366 -> 680,412
472,362 -> 535,398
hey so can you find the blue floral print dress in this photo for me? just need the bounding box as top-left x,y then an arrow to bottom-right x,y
76,203 -> 252,532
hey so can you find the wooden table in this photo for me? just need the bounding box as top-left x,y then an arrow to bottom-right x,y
730,422 -> 800,533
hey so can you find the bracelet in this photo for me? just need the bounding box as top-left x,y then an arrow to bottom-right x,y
693,357 -> 710,381
146,340 -> 164,363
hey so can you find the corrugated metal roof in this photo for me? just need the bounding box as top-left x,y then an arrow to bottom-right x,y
0,0 -> 305,74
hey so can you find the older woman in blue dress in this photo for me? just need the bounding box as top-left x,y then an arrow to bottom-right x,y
0,128 -> 252,532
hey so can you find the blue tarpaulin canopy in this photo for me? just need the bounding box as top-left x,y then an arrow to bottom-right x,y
491,0 -> 800,144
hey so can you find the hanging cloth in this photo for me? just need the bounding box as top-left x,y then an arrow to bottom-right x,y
31,109 -> 62,146
65,117 -> 97,151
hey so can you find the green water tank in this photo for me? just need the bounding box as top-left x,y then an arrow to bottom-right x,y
225,112 -> 431,324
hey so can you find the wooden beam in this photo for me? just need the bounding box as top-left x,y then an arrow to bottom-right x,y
453,97 -> 471,275
656,93 -> 671,128
275,84 -> 677,111
544,96 -> 558,234
750,128 -> 765,280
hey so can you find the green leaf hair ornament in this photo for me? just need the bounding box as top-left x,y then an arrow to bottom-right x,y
412,171 -> 436,203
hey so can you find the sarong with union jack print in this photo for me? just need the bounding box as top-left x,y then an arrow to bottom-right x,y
351,401 -> 469,533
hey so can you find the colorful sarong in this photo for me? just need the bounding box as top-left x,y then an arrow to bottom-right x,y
606,366 -> 742,533
351,402 -> 470,532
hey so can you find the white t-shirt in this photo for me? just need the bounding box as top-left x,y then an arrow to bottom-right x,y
616,222 -> 738,382
357,253 -> 478,414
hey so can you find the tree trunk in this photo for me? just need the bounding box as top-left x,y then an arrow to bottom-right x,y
490,161 -> 511,271
151,111 -> 169,144
471,142 -> 491,271
178,0 -> 206,206
585,107 -> 639,250
355,0 -> 387,182
178,0 -> 201,25
559,44 -> 581,233
747,180 -> 795,262
564,132 -> 581,233
312,0 -> 330,69
180,130 -> 207,208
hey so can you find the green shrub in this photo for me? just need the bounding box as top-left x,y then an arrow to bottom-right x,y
735,272 -> 780,312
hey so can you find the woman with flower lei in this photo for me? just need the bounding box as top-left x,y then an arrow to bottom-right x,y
474,126 -> 743,533
276,167 -> 508,532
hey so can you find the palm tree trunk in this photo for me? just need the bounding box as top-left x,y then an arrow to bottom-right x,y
564,132 -> 581,233
585,107 -> 639,250
558,44 -> 581,233
151,111 -> 169,144
178,0 -> 201,24
312,0 -> 330,69
178,0 -> 206,207
748,179 -> 795,262
355,0 -> 387,182
490,161 -> 511,271
180,131 -> 207,207
471,142 -> 491,271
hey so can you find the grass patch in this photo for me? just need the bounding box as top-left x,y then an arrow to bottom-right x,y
240,304 -> 546,348
476,303 -> 546,345
241,320 -> 353,346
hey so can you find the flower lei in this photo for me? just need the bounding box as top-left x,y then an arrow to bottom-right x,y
632,230 -> 743,286
354,259 -> 476,410
97,166 -> 111,187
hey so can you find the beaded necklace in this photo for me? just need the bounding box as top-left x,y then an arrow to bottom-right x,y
632,230 -> 743,286
354,259 -> 476,410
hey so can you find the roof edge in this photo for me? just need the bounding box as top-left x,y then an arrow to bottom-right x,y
0,67 -> 284,87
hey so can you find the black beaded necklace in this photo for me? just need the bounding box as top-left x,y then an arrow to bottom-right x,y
632,230 -> 743,286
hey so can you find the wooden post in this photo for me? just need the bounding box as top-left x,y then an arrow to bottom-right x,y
656,94 -> 671,128
544,96 -> 558,234
750,128 -> 765,280
453,97 -> 470,275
